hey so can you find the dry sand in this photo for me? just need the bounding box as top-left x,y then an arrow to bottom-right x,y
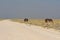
0,19 -> 60,40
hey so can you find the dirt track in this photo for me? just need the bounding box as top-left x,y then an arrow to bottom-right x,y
0,19 -> 60,40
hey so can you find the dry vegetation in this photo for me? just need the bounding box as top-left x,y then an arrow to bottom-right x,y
0,18 -> 6,21
11,19 -> 60,31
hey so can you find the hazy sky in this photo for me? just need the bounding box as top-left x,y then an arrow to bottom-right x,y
0,0 -> 60,19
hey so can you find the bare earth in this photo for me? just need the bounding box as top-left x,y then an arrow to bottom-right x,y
0,19 -> 60,40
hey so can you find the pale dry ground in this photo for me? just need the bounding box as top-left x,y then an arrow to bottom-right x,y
0,19 -> 60,40
11,19 -> 60,30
